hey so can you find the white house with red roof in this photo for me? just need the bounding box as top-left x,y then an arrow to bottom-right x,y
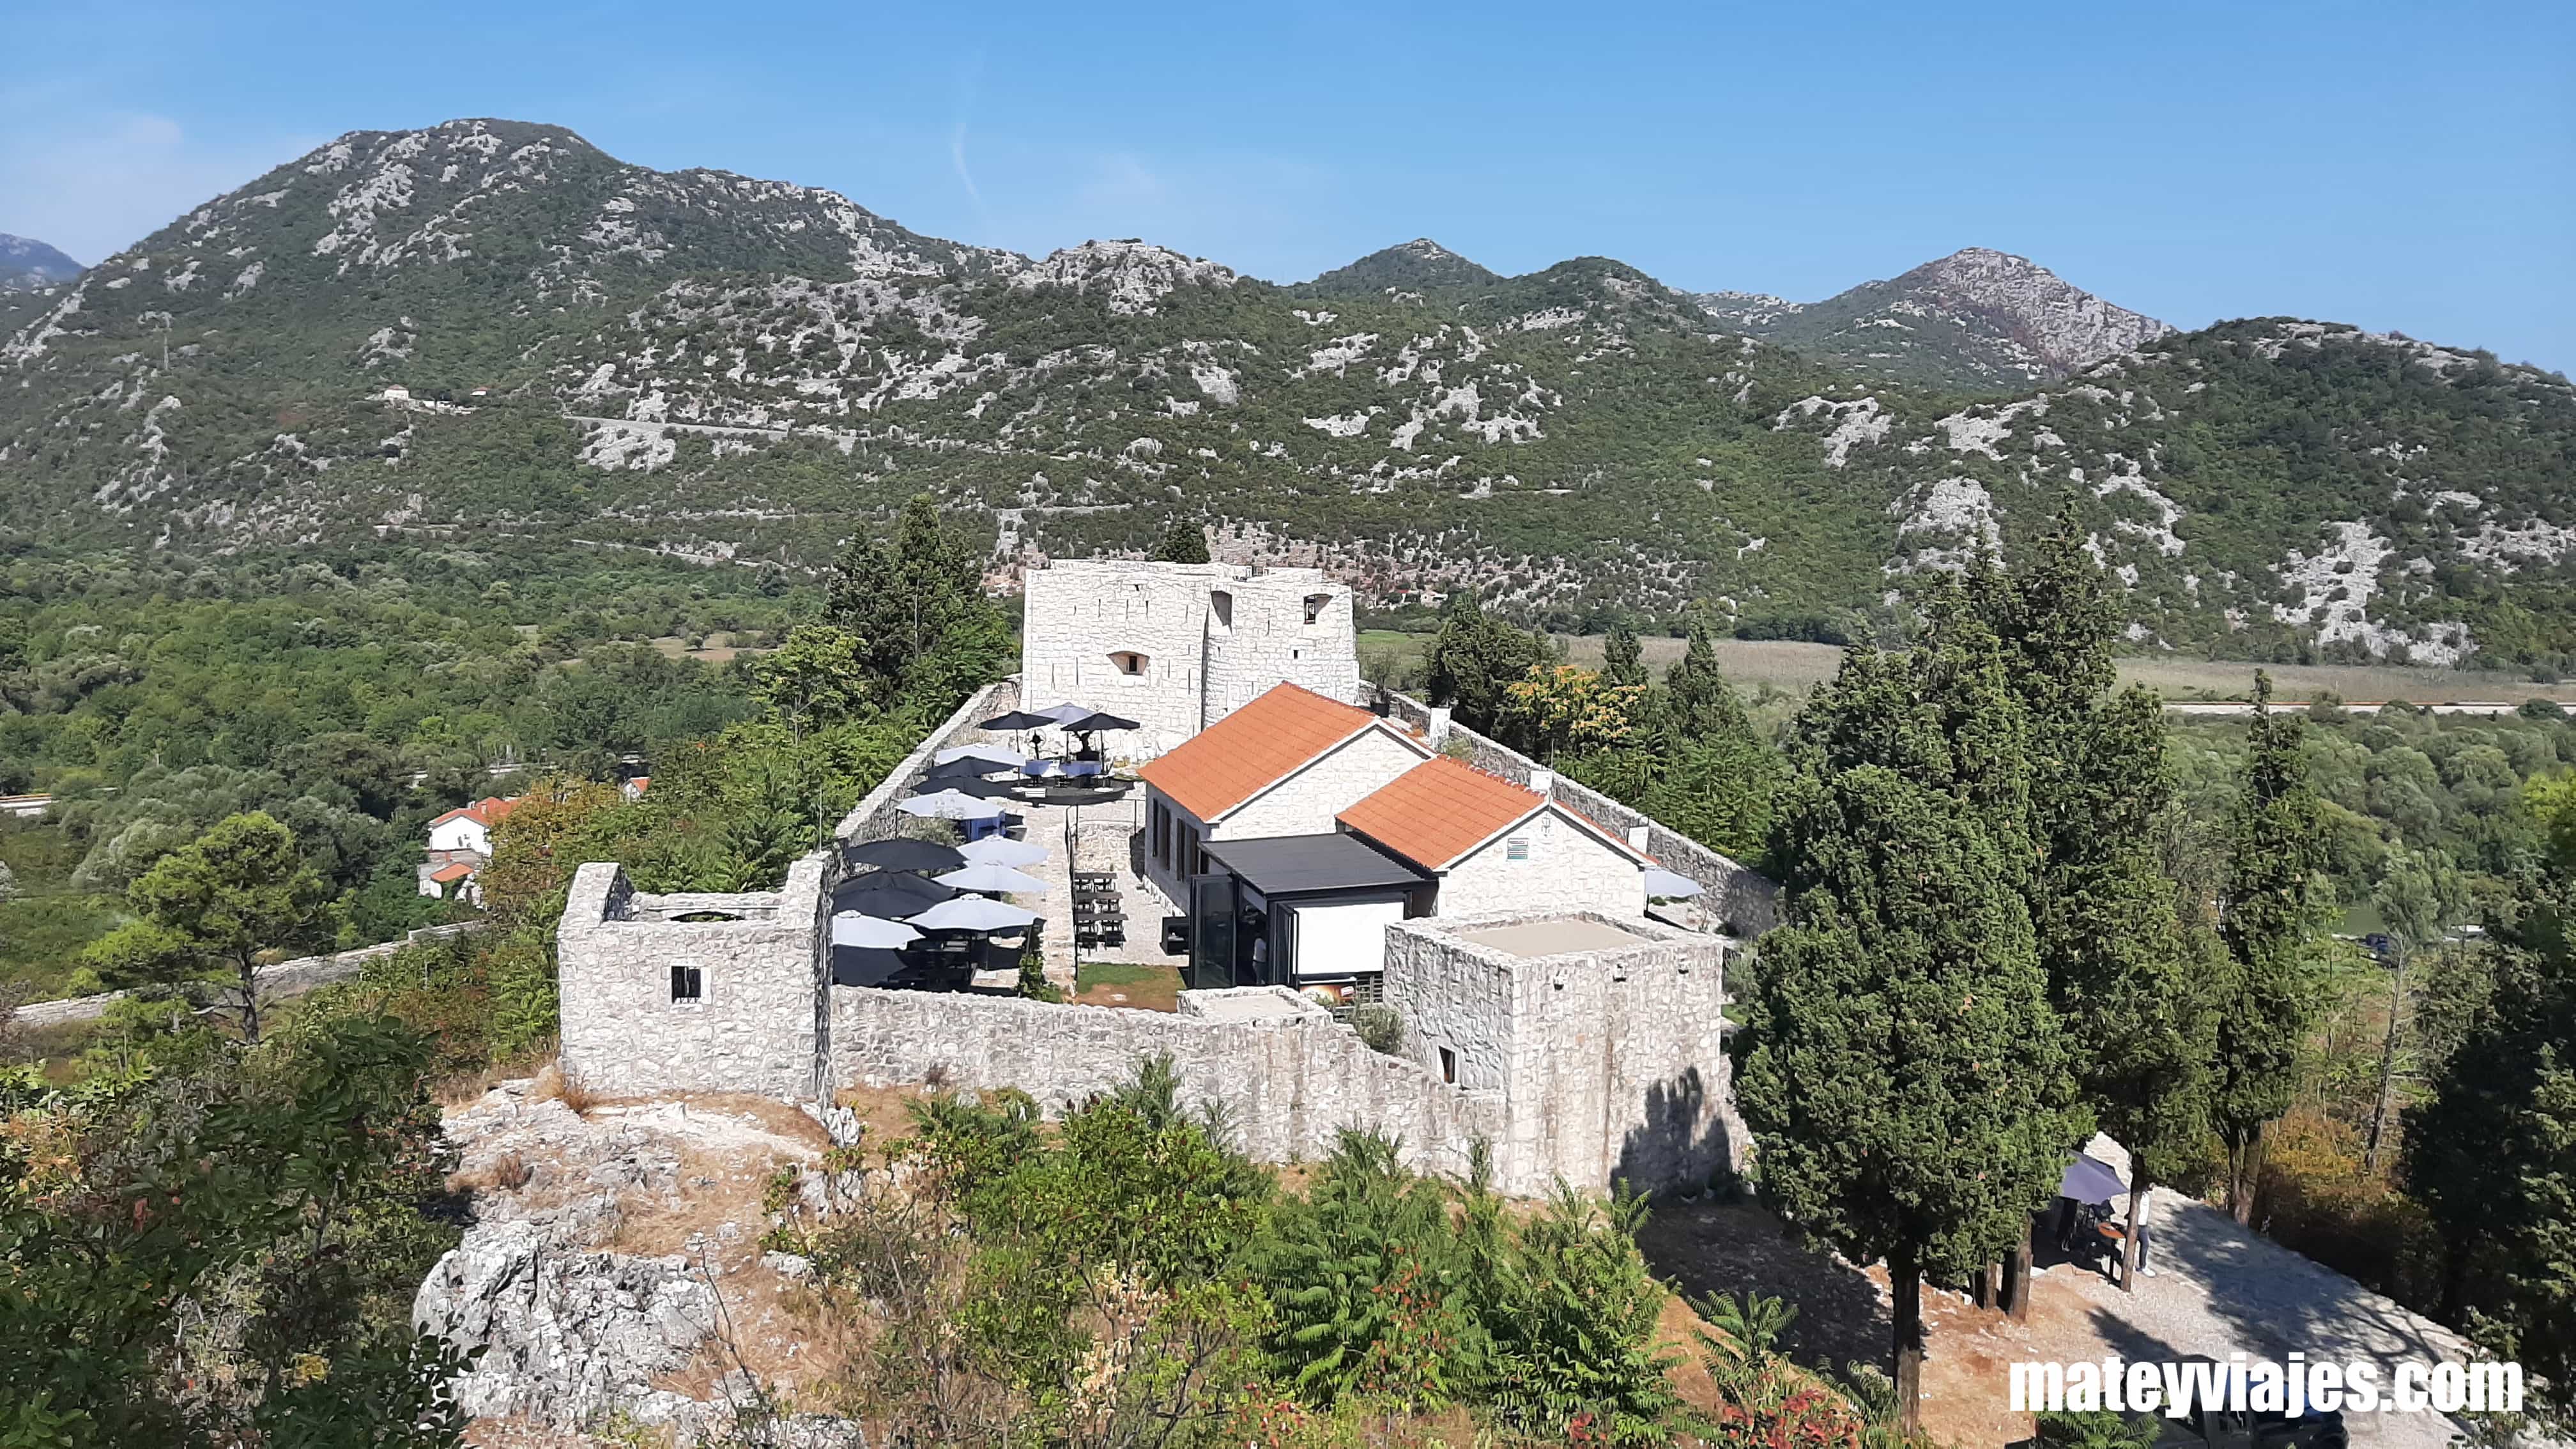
418,795 -> 521,903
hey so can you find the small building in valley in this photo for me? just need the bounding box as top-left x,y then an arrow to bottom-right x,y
419,795 -> 521,903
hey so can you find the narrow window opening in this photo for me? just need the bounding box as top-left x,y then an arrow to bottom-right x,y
1208,590 -> 1234,632
1439,1047 -> 1457,1085
671,965 -> 703,1003
1303,593 -> 1331,625
1110,650 -> 1149,676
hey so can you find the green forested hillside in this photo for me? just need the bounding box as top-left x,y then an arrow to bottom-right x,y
2,119 -> 2570,668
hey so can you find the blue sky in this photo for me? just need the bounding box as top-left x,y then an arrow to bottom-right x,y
4,0 -> 2570,371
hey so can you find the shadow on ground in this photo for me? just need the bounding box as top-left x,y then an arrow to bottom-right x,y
1636,1199 -> 1892,1376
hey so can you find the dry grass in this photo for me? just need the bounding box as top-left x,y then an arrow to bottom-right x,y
530,1061 -> 600,1114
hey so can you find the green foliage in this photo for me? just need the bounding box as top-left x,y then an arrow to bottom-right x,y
1425,592 -> 1550,731
2033,1410 -> 2164,1449
751,624 -> 878,739
0,1006 -> 470,1446
1347,1004 -> 1403,1055
84,811 -> 325,1043
2212,674 -> 2338,1205
1485,1186 -> 1680,1444
1149,516 -> 1212,564
824,494 -> 1013,715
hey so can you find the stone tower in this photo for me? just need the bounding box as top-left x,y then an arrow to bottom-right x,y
1018,559 -> 1361,757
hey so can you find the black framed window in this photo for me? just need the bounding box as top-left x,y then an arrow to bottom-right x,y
671,965 -> 703,1002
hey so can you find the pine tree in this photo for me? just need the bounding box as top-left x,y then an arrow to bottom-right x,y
1150,516 -> 1211,564
1424,590 -> 1547,735
1732,598 -> 2084,1426
825,494 -> 1009,707
2212,671 -> 2332,1221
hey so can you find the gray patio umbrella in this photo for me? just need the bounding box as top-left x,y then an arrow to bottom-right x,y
1643,868 -> 1703,899
913,776 -> 1020,800
836,872 -> 958,917
843,838 -> 965,873
920,756 -> 1007,783
936,742 -> 1029,769
937,862 -> 1048,896
2058,1152 -> 2128,1204
907,896 -> 1041,931
958,835 -> 1046,868
1059,710 -> 1142,734
979,709 -> 1061,732
1030,702 -> 1098,724
898,789 -> 1007,821
831,913 -> 923,949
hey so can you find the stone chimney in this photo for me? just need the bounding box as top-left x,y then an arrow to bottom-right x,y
1427,706 -> 1452,747
1627,824 -> 1650,852
1528,769 -> 1554,795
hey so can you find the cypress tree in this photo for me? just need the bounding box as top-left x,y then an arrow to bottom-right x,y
1602,618 -> 1646,689
825,494 -> 1008,702
2211,671 -> 2331,1221
1979,525 -> 2220,1292
1732,594 -> 2084,1425
1424,590 -> 1547,735
2403,864 -> 2576,1416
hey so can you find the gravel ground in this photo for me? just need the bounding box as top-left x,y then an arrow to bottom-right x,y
1923,1136 -> 2474,1449
1644,1134 -> 2485,1449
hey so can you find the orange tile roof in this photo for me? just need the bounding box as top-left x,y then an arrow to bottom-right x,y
429,862 -> 476,884
1337,756 -> 1548,871
1338,758 -> 1654,871
429,795 -> 523,829
1138,683 -> 1383,820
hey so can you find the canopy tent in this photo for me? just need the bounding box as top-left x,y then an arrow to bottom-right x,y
935,742 -> 1029,769
831,913 -> 923,949
2058,1153 -> 2128,1205
937,862 -> 1048,896
1643,868 -> 1703,900
908,896 -> 1042,931
898,790 -> 1008,821
842,838 -> 965,874
837,872 -> 959,917
958,835 -> 1046,868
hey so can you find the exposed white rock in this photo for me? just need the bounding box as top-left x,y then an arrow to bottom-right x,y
1007,240 -> 1235,316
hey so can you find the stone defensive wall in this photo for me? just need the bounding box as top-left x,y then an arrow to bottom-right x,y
829,983 -> 1510,1185
1379,689 -> 1780,937
16,921 -> 485,1029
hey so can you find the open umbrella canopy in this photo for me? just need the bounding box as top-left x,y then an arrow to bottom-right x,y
898,790 -> 1007,821
936,742 -> 1028,769
920,756 -> 1006,783
978,709 -> 1060,732
958,835 -> 1046,868
937,862 -> 1048,896
912,776 -> 1020,800
842,838 -> 965,874
1059,710 -> 1142,733
837,873 -> 959,917
831,912 -> 922,949
2058,1153 -> 2128,1204
1643,868 -> 1703,900
1030,702 -> 1098,724
908,896 -> 1041,931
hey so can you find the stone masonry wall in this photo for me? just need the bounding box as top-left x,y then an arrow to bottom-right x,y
828,983 -> 1506,1182
557,859 -> 830,1101
1201,572 -> 1361,728
15,923 -> 485,1029
1384,911 -> 1739,1196
1381,691 -> 1779,935
1020,562 -> 1215,755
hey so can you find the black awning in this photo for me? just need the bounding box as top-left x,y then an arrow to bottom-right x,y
1200,833 -> 1431,897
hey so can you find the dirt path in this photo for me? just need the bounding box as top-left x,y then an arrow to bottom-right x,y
1641,1168 -> 2476,1449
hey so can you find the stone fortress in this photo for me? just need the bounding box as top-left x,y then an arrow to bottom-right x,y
557,558 -> 1771,1196
1017,559 -> 1365,756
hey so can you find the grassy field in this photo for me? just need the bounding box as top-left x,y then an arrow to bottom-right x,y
1361,631 -> 2576,705
0,819 -> 122,1000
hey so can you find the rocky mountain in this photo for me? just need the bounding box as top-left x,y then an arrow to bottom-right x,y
1690,247 -> 2175,392
0,234 -> 82,291
3,119 -> 2570,668
1296,238 -> 1501,298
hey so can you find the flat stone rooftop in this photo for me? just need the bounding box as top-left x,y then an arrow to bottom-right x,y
1455,917 -> 1650,958
1176,986 -> 1322,1023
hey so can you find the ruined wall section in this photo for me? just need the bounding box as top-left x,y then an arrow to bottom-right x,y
1201,571 -> 1361,730
827,984 -> 1504,1182
557,859 -> 831,1101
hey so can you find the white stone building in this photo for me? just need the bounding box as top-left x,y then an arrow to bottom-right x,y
1017,560 -> 1362,758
